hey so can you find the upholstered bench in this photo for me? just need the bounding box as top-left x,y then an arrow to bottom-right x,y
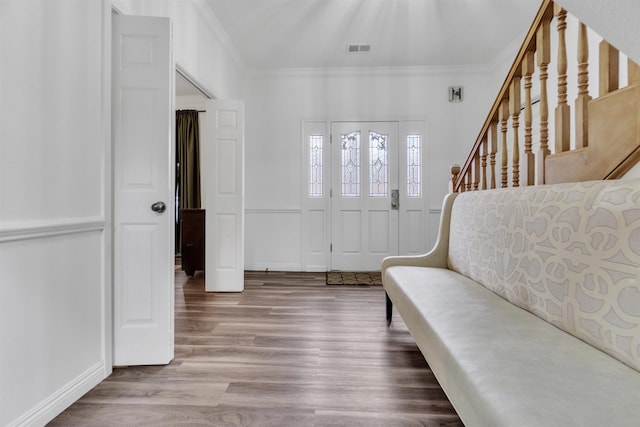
382,179 -> 640,427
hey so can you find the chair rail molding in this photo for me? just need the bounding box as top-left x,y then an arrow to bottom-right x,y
0,217 -> 105,243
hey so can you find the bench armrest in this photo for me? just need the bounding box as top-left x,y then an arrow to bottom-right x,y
382,192 -> 458,278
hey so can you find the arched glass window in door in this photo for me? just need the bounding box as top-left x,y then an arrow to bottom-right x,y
369,131 -> 389,197
341,131 -> 361,197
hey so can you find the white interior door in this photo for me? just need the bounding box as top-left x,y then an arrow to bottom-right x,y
112,15 -> 174,365
331,122 -> 399,271
205,100 -> 245,292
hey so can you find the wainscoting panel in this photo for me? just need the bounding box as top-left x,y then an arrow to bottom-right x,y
0,228 -> 106,426
245,209 -> 302,271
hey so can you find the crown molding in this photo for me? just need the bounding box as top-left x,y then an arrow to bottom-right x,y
193,0 -> 248,76
245,63 -> 492,79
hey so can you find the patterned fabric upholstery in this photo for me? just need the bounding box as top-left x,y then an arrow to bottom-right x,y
448,179 -> 640,372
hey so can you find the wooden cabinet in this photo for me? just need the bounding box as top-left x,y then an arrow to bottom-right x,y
181,209 -> 205,277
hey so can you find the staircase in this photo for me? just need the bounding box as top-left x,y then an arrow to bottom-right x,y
452,0 -> 640,192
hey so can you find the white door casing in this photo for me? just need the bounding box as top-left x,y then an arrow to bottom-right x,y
205,100 -> 245,292
331,122 -> 399,271
112,15 -> 174,365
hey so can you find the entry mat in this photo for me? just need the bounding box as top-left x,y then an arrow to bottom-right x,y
326,271 -> 382,286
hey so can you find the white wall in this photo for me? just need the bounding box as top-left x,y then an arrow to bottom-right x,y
0,1 -> 109,425
241,0 -> 640,272
0,0 -> 243,425
242,67 -> 498,270
557,0 -> 640,65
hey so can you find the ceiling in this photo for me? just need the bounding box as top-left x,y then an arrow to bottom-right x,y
203,0 -> 542,70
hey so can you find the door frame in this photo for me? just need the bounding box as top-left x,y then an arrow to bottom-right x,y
300,118 -> 430,272
108,5 -> 226,365
103,2 -> 117,374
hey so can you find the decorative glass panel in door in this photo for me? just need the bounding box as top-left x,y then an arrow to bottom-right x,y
341,131 -> 361,197
369,131 -> 389,197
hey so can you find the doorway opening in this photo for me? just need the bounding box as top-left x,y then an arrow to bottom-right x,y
175,68 -> 212,276
300,120 -> 428,273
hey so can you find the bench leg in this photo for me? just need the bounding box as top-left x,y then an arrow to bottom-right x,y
386,292 -> 393,325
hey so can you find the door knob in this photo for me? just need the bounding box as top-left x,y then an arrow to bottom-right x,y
151,201 -> 166,213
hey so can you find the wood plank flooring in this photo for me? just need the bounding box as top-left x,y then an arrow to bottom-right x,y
50,271 -> 462,426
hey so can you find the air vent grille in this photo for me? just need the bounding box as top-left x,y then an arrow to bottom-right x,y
346,44 -> 371,54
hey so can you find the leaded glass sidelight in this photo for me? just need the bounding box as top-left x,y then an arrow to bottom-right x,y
341,131 -> 361,197
369,131 -> 389,197
407,134 -> 421,197
309,135 -> 323,197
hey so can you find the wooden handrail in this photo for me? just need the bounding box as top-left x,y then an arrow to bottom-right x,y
453,0 -> 553,192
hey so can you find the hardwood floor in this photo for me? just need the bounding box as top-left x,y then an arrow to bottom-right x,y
50,271 -> 462,426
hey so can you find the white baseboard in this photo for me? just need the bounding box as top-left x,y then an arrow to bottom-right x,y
303,265 -> 329,272
9,362 -> 106,427
245,262 -> 303,272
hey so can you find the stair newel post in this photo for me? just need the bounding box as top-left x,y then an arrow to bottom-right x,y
537,18 -> 551,184
555,5 -> 570,153
490,121 -> 498,189
500,99 -> 510,188
481,135 -> 488,190
509,76 -> 522,187
599,41 -> 619,96
450,164 -> 461,193
522,51 -> 535,186
575,22 -> 591,149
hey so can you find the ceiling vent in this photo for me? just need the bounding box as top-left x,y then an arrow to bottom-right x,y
347,44 -> 371,54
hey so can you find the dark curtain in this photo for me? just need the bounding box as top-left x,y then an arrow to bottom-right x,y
176,110 -> 201,253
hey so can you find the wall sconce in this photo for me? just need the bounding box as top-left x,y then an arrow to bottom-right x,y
449,86 -> 463,102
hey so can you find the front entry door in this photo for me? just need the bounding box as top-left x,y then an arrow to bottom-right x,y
112,15 -> 174,365
331,122 -> 399,271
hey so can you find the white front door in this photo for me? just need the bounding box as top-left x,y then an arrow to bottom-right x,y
112,15 -> 174,365
204,100 -> 245,292
331,122 -> 399,271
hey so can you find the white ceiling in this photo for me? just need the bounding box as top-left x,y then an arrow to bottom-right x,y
204,0 -> 542,70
